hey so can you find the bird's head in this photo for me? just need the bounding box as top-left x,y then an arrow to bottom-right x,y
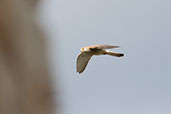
80,47 -> 85,52
80,47 -> 89,52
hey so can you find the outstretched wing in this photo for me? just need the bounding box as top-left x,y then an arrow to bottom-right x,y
77,52 -> 93,73
86,45 -> 119,50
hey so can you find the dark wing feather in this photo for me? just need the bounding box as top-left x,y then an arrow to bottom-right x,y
88,45 -> 119,50
76,52 -> 93,73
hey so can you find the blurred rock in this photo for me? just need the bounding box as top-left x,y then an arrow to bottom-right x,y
0,0 -> 55,114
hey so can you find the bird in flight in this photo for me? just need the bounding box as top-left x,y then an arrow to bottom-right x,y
76,45 -> 124,73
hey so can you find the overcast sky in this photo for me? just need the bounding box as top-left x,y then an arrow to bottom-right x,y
38,0 -> 171,114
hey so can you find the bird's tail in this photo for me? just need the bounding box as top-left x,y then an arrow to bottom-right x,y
105,51 -> 124,57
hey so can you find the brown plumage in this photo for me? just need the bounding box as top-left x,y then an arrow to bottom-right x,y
76,45 -> 124,73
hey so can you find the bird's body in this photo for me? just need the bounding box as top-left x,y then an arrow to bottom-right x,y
76,45 -> 124,73
83,49 -> 106,55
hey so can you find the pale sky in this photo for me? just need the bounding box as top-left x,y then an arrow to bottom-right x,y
38,0 -> 171,114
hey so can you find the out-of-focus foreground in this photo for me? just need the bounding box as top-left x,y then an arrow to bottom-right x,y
0,0 -> 55,114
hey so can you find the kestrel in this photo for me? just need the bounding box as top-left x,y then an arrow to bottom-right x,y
76,45 -> 124,73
